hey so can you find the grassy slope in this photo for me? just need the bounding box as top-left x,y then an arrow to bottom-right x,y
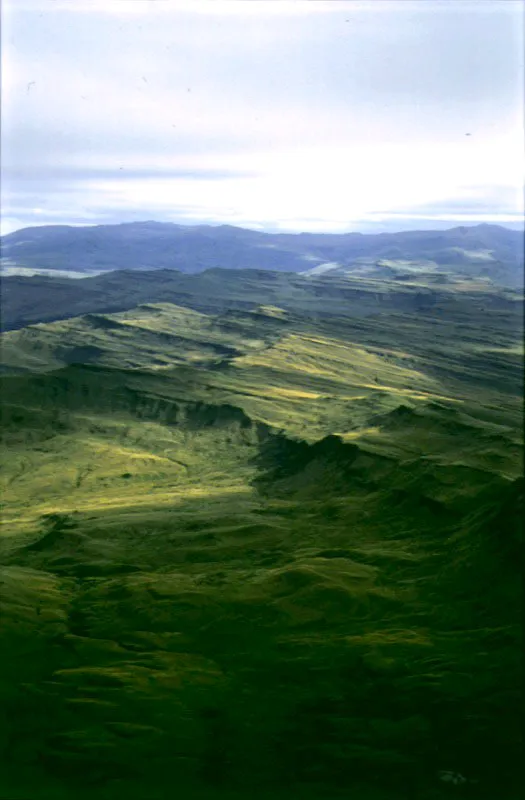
0,283 -> 523,799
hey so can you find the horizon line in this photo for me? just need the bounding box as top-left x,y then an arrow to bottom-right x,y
2,218 -> 524,238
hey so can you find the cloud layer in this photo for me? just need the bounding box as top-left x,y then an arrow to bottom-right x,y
2,0 -> 524,234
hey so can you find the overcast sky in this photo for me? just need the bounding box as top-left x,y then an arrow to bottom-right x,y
1,0 -> 524,235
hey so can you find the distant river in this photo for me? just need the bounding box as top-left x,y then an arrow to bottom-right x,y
0,266 -> 106,279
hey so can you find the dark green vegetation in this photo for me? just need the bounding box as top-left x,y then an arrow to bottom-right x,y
0,267 -> 523,799
1,221 -> 523,287
2,261 -> 522,333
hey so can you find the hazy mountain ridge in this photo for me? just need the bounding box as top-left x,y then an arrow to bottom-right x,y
2,221 -> 523,287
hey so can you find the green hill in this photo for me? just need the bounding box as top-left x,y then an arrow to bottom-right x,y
0,278 -> 523,799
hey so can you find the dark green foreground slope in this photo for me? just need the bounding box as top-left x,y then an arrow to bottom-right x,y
0,280 -> 523,799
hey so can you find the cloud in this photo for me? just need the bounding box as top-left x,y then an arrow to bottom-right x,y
1,0 -> 523,234
2,166 -> 258,185
13,0 -> 357,16
13,0 -> 523,15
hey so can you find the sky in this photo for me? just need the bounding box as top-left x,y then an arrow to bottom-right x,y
1,0 -> 524,235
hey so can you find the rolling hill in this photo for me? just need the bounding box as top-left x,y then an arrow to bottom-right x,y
2,264 -> 522,334
1,221 -> 523,287
1,264 -> 523,799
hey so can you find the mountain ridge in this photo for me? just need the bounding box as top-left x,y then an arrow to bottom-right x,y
2,265 -> 522,334
2,221 -> 523,287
